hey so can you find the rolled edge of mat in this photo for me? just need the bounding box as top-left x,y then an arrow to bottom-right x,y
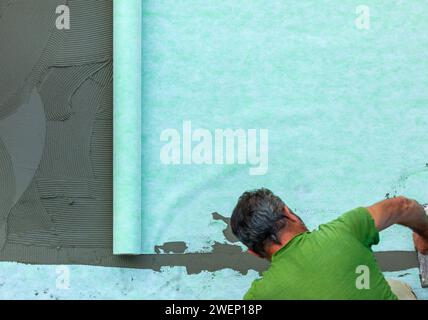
113,0 -> 142,254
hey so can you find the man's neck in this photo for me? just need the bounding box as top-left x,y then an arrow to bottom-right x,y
266,226 -> 308,260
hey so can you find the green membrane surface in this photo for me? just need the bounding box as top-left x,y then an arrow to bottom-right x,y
114,0 -> 428,254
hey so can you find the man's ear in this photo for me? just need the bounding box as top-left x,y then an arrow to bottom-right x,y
283,206 -> 298,222
247,249 -> 262,258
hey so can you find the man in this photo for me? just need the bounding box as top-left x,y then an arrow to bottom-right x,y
231,188 -> 428,300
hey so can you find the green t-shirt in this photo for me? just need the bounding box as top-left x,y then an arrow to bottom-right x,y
244,207 -> 397,300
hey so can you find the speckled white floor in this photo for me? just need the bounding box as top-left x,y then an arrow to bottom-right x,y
0,262 -> 426,300
0,262 -> 259,300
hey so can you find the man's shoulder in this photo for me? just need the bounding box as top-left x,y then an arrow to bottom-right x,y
319,207 -> 371,228
315,206 -> 380,247
316,207 -> 372,233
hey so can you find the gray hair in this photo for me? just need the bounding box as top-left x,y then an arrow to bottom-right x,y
231,188 -> 287,258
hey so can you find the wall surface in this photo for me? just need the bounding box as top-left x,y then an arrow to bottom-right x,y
0,0 -> 427,299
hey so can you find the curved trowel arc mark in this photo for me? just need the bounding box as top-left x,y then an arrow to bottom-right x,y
0,137 -> 15,249
0,89 -> 46,250
0,0 -> 62,119
0,89 -> 46,206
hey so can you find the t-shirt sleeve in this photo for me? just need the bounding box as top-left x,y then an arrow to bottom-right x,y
327,207 -> 380,248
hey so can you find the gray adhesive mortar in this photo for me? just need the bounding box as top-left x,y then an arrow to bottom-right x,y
0,0 -> 419,276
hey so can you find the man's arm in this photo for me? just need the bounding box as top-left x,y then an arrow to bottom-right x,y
367,196 -> 428,254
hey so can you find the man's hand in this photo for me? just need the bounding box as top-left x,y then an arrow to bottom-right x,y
413,232 -> 428,254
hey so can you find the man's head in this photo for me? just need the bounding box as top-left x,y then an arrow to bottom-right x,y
231,188 -> 307,259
